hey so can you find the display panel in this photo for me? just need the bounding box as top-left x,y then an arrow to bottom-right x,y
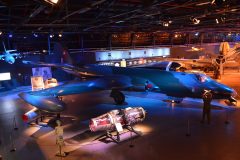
32,67 -> 52,81
95,48 -> 170,61
31,76 -> 44,91
0,72 -> 11,81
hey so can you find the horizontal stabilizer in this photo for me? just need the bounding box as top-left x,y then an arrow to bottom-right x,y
22,60 -> 102,77
19,92 -> 66,113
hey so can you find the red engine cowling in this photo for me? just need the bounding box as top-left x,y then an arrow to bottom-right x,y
89,110 -> 123,132
22,108 -> 39,122
89,107 -> 146,132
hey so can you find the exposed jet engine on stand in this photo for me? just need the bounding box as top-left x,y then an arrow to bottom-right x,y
89,107 -> 146,142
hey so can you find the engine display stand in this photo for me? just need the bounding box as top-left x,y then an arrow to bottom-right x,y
105,125 -> 142,143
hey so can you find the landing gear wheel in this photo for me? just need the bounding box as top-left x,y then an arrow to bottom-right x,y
110,90 -> 125,105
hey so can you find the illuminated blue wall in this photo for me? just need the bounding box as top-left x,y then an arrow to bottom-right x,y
95,48 -> 170,61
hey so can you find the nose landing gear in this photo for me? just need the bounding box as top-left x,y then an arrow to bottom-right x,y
227,96 -> 237,106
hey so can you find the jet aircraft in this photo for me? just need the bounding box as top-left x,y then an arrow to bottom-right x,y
19,60 -> 237,116
0,42 -> 41,64
0,42 -> 23,64
150,43 -> 240,73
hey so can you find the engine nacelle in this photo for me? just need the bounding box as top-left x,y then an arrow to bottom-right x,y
89,107 -> 146,132
122,107 -> 146,125
22,108 -> 39,122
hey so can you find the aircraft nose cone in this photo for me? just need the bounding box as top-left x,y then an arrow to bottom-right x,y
19,92 -> 66,113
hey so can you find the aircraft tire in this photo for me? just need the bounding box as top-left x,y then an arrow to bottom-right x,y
110,90 -> 125,105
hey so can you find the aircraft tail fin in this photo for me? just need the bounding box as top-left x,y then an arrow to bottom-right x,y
52,42 -> 74,65
61,49 -> 73,64
225,43 -> 240,62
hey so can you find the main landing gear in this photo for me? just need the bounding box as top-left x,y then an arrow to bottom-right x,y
110,89 -> 125,105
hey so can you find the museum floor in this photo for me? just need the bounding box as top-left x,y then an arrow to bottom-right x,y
0,70 -> 240,160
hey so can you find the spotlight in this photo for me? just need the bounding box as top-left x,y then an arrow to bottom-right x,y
193,18 -> 200,24
0,31 -> 2,36
58,33 -> 62,37
44,0 -> 59,5
211,0 -> 215,4
220,17 -> 226,23
163,22 -> 169,27
8,33 -> 13,38
49,34 -> 54,38
115,21 -> 124,24
215,18 -> 219,24
195,32 -> 199,36
112,34 -> 118,38
33,33 -> 38,37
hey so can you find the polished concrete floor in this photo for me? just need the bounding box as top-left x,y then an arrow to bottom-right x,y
0,70 -> 240,160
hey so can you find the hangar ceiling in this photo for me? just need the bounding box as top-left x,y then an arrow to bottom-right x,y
0,0 -> 239,34
0,0 -> 239,49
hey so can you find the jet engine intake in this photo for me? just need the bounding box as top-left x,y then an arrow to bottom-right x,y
22,108 -> 39,122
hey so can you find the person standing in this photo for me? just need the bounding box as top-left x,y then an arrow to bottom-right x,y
201,90 -> 213,124
55,120 -> 66,157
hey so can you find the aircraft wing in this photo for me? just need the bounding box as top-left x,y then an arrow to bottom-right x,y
0,54 -> 5,60
166,58 -> 212,67
11,53 -> 20,57
7,50 -> 17,52
22,60 -> 102,77
19,75 -> 134,112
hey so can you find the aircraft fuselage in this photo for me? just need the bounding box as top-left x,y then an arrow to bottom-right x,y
86,65 -> 235,99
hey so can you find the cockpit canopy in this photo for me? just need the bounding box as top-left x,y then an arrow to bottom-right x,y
141,61 -> 182,71
194,73 -> 210,83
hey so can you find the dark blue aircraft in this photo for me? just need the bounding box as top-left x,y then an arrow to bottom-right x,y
19,61 -> 237,114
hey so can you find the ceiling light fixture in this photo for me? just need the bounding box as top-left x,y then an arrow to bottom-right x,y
8,33 -> 13,38
192,18 -> 200,24
211,0 -> 215,4
115,21 -> 124,24
33,33 -> 38,38
163,22 -> 169,27
196,2 -> 211,6
49,34 -> 54,38
44,0 -> 59,5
